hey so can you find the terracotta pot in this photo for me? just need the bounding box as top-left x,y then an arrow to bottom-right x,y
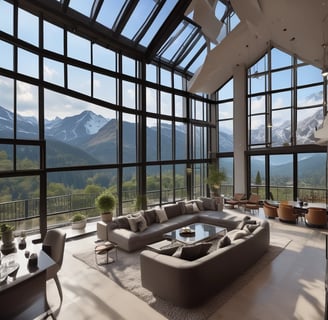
101,212 -> 113,223
1,230 -> 13,245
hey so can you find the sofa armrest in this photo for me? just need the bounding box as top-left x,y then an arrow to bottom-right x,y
97,221 -> 108,241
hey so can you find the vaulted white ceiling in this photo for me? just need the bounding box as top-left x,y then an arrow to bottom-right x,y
188,0 -> 328,93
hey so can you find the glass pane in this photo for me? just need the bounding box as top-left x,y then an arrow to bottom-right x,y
219,101 -> 233,119
296,107 -> 323,145
0,76 -> 14,139
270,154 -> 293,201
174,73 -> 183,90
250,95 -> 265,114
175,122 -> 187,160
161,92 -> 171,116
93,73 -> 116,104
67,65 -> 91,95
146,64 -> 157,83
272,109 -> 291,147
250,155 -> 265,199
297,153 -> 326,203
297,85 -> 323,107
0,145 -> 13,171
162,165 -> 173,202
219,157 -> 233,197
123,113 -> 136,163
44,58 -> 64,87
249,114 -> 265,145
44,89 -> 116,167
93,44 -> 116,71
0,40 -> 13,70
147,165 -> 160,206
67,32 -> 90,63
122,56 -> 135,77
160,68 -> 171,87
121,0 -> 156,40
218,120 -> 233,152
69,0 -> 94,16
146,87 -> 157,113
175,164 -> 187,201
16,81 -> 39,140
18,8 -> 38,46
140,0 -> 179,47
122,166 -> 136,214
175,95 -> 185,117
0,0 -> 13,35
147,117 -> 157,161
17,48 -> 39,79
0,176 -> 40,233
271,69 -> 292,90
44,21 -> 64,54
297,65 -> 323,86
17,145 -> 40,170
272,91 -> 291,109
271,48 -> 291,69
122,81 -> 136,109
97,0 -> 126,30
249,74 -> 266,94
161,120 -> 172,160
219,78 -> 233,100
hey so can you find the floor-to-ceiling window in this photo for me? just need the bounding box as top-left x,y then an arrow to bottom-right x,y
247,46 -> 327,202
0,1 -> 216,236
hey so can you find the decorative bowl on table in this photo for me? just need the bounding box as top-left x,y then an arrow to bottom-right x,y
179,227 -> 195,236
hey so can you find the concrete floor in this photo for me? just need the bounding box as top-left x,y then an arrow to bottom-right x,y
46,209 -> 327,320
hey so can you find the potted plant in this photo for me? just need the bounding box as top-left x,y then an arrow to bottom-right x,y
71,213 -> 87,230
0,223 -> 15,254
207,163 -> 226,197
95,191 -> 116,222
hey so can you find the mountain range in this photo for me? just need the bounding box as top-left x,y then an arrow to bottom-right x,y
0,105 -> 325,185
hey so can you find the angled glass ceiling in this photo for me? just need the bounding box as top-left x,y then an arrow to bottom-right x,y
19,0 -> 235,76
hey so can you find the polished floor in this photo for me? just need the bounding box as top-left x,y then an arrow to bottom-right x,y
46,209 -> 327,320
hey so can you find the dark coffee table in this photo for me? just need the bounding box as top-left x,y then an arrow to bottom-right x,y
164,223 -> 227,245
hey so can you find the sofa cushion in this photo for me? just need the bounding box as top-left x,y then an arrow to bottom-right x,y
116,216 -> 131,230
177,201 -> 187,214
175,242 -> 212,261
155,207 -> 168,223
231,229 -> 250,241
200,197 -> 216,211
127,214 -> 148,232
163,204 -> 181,219
157,244 -> 180,256
184,203 -> 194,214
218,235 -> 231,248
143,209 -> 157,226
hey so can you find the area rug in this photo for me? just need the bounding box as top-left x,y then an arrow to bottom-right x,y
73,235 -> 291,320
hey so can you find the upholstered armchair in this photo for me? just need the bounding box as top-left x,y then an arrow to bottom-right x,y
277,203 -> 299,224
240,194 -> 260,215
305,207 -> 327,228
263,201 -> 278,219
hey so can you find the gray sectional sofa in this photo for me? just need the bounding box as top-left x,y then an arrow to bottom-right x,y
97,198 -> 270,307
140,217 -> 269,307
96,198 -> 241,252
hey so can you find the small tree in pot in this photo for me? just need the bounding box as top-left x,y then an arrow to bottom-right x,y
0,223 -> 15,254
207,163 -> 226,197
71,213 -> 87,230
95,191 -> 116,222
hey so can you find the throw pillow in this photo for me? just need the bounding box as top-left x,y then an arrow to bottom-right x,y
192,202 -> 200,213
245,223 -> 260,233
184,203 -> 194,214
115,216 -> 130,230
163,204 -> 181,219
157,245 -> 180,256
218,235 -> 231,248
143,209 -> 157,226
177,201 -> 187,214
127,214 -> 148,232
179,242 -> 212,261
200,197 -> 216,211
195,200 -> 204,211
155,207 -> 168,223
231,229 -> 250,241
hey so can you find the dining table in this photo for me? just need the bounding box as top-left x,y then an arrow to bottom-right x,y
0,236 -> 55,320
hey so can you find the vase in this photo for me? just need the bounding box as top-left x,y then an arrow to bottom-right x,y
101,212 -> 113,223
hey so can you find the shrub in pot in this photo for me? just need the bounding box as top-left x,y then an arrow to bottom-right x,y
95,191 -> 116,222
71,213 -> 87,230
0,223 -> 15,254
